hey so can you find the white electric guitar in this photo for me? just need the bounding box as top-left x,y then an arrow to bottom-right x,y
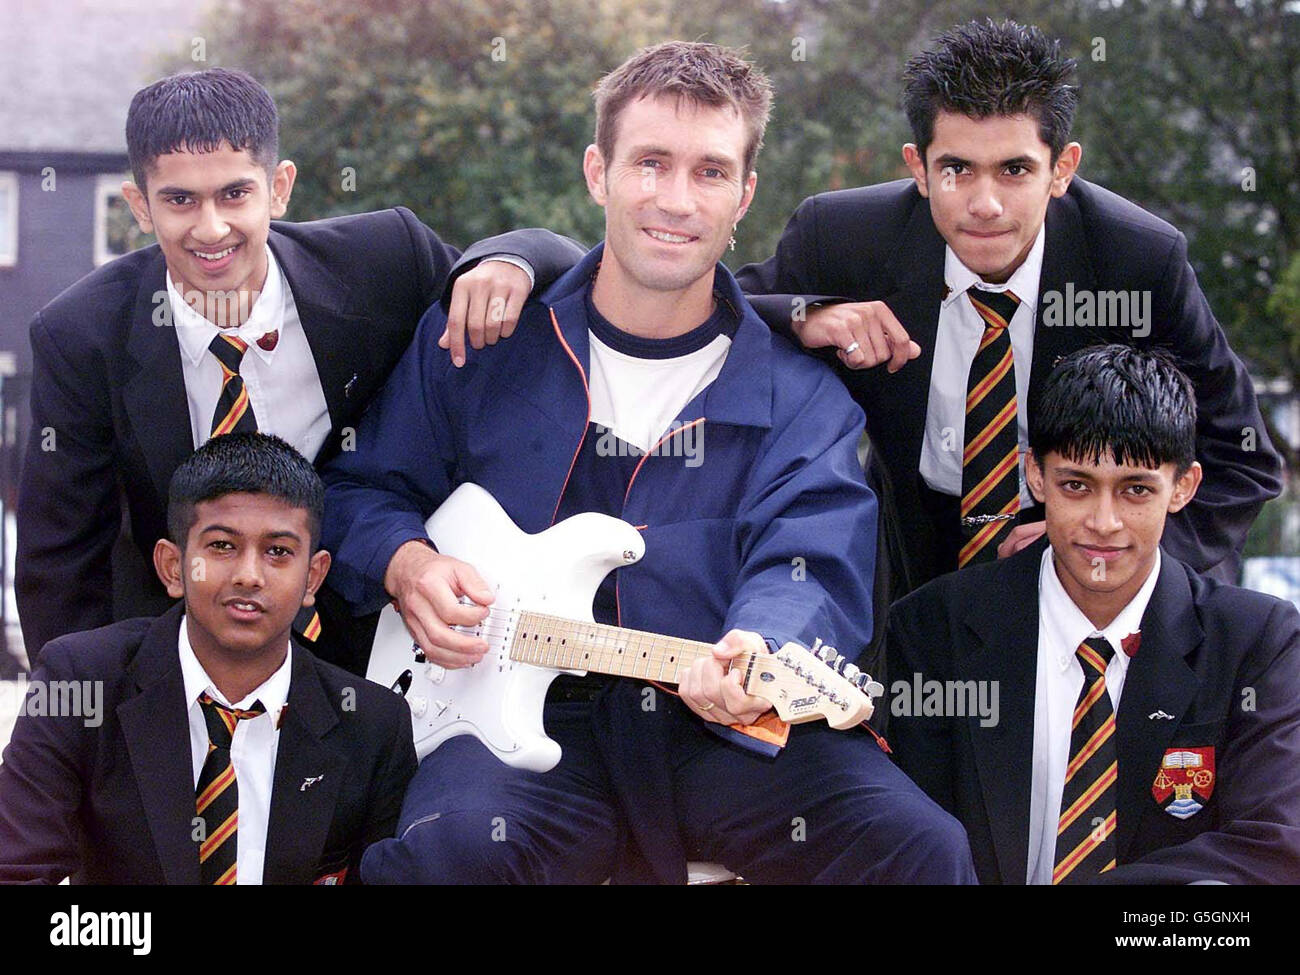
366,483 -> 882,772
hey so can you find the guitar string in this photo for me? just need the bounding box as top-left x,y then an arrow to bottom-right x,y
422,605 -> 866,717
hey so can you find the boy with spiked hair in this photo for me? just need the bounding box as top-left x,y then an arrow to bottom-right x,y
736,18 -> 1280,599
887,346 -> 1300,884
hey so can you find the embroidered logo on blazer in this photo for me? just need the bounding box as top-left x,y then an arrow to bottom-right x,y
1152,747 -> 1215,819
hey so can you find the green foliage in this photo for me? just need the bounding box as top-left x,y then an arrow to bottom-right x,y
184,0 -> 1026,265
191,0 -> 684,245
1266,250 -> 1300,376
1023,0 -> 1298,389
185,0 -> 1297,387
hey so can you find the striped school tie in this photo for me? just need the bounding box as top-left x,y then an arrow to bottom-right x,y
959,288 -> 1022,566
207,331 -> 321,642
209,333 -> 258,436
196,693 -> 266,885
1053,636 -> 1118,884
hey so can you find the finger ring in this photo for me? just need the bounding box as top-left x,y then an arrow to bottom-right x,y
842,341 -> 860,355
699,701 -> 715,712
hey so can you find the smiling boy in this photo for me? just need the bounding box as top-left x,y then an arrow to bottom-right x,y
887,346 -> 1300,884
0,433 -> 415,884
735,19 -> 1281,597
15,68 -> 584,672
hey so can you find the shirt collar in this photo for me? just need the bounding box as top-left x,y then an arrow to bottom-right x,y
169,244 -> 285,367
1039,545 -> 1160,673
941,223 -> 1046,310
178,613 -> 292,717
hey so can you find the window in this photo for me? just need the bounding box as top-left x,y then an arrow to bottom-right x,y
0,172 -> 16,267
94,174 -> 151,266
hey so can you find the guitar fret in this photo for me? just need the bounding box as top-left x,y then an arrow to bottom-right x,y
545,615 -> 560,668
510,611 -> 712,687
635,630 -> 652,679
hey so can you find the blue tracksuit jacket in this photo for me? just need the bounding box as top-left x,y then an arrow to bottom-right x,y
321,243 -> 878,662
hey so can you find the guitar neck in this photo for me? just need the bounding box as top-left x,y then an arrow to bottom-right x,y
510,610 -> 719,685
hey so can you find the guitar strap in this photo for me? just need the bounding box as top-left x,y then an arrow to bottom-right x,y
647,680 -> 791,750
731,711 -> 792,749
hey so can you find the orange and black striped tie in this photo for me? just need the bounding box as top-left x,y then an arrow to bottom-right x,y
209,333 -> 258,437
960,288 -> 1022,566
1053,637 -> 1118,884
196,693 -> 265,885
207,332 -> 321,642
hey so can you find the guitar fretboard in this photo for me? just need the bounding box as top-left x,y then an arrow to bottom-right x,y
510,610 -> 720,685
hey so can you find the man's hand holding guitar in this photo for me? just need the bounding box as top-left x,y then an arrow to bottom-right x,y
679,629 -> 773,726
384,539 -> 494,669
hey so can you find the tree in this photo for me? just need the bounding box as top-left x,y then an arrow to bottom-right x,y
189,0 -> 1296,396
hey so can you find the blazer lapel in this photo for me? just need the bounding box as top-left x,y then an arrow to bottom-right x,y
269,230 -> 376,432
1030,190 -> 1098,397
263,644 -> 347,884
959,543 -> 1045,884
118,605 -> 201,885
1115,557 -> 1202,858
123,255 -> 196,503
847,200 -> 947,478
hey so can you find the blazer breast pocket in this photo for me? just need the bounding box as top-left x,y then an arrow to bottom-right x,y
1148,718 -> 1224,828
312,850 -> 352,886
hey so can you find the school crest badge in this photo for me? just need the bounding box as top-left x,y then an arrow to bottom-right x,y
1152,747 -> 1215,819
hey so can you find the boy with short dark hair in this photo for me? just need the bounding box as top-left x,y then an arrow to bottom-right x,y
0,432 -> 415,884
735,18 -> 1281,594
887,346 -> 1300,884
16,67 -> 584,672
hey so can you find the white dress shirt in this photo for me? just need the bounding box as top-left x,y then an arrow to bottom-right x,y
1025,545 -> 1161,884
179,619 -> 292,885
168,245 -> 331,460
919,226 -> 1045,506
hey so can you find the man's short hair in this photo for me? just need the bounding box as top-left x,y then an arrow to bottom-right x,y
593,41 -> 773,177
126,67 -> 279,191
902,19 -> 1078,161
167,433 -> 324,550
1029,345 -> 1197,476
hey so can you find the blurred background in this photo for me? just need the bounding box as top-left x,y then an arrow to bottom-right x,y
0,0 -> 1297,691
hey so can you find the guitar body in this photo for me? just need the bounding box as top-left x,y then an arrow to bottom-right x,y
366,483 -> 645,771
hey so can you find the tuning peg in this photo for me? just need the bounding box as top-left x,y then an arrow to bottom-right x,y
842,662 -> 860,681
817,645 -> 837,663
852,672 -> 884,698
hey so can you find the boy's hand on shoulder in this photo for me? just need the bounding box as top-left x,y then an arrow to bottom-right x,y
794,301 -> 920,372
383,540 -> 495,668
438,260 -> 531,367
997,522 -> 1047,559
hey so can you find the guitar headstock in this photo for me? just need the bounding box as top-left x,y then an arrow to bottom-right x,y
742,639 -> 881,729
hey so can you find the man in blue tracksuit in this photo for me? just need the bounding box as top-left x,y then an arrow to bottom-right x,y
322,41 -> 975,883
